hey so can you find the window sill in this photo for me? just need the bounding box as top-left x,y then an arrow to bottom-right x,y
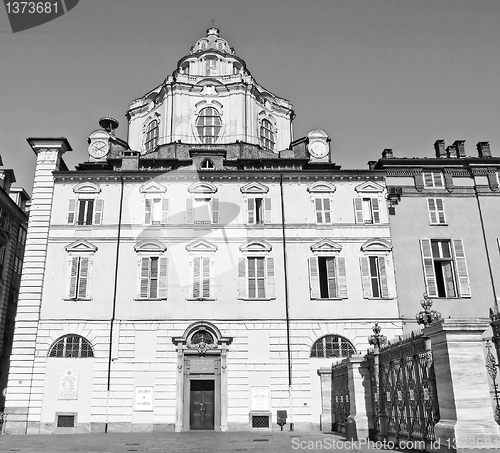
311,298 -> 345,301
238,298 -> 275,301
186,298 -> 216,301
134,298 -> 167,301
429,223 -> 448,226
63,298 -> 92,302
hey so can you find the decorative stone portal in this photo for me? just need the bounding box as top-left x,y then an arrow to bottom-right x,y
172,321 -> 233,431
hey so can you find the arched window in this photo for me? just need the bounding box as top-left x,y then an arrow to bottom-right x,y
196,107 -> 222,144
191,331 -> 214,345
200,158 -> 215,170
145,120 -> 159,153
49,335 -> 94,358
310,335 -> 355,358
260,119 -> 275,152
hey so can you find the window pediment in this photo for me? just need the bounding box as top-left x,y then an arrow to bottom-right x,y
185,238 -> 218,253
307,182 -> 336,193
239,239 -> 272,253
73,182 -> 101,195
65,239 -> 97,253
139,181 -> 167,194
311,238 -> 342,253
134,239 -> 167,253
355,181 -> 384,193
240,182 -> 269,194
188,182 -> 218,194
360,238 -> 393,252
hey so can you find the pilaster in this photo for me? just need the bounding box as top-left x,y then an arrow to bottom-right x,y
317,367 -> 332,432
347,354 -> 372,440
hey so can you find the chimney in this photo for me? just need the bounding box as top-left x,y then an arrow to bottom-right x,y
477,142 -> 491,158
446,145 -> 458,158
121,151 -> 140,170
434,140 -> 446,158
381,149 -> 393,159
453,140 -> 466,158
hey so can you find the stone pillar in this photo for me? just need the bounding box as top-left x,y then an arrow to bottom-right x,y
3,138 -> 71,435
174,348 -> 184,432
220,345 -> 228,431
347,354 -> 372,440
317,367 -> 332,432
424,319 -> 500,452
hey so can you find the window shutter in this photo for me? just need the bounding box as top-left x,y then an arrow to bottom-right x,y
427,199 -> 438,224
436,198 -> 446,224
192,257 -> 200,298
77,257 -> 89,299
211,198 -> 220,224
247,198 -> 255,224
337,257 -> 348,299
323,198 -> 331,224
326,257 -> 337,298
186,198 -> 194,224
94,199 -> 104,225
158,257 -> 168,299
420,239 -> 438,297
378,257 -> 390,298
68,199 -> 77,224
266,256 -> 275,299
238,258 -> 247,299
308,257 -> 320,299
354,198 -> 364,223
452,239 -> 471,297
69,256 -> 79,298
202,256 -> 211,298
139,257 -> 150,298
372,198 -> 381,224
360,257 -> 372,298
161,198 -> 169,224
264,198 -> 272,224
315,198 -> 323,224
144,199 -> 152,225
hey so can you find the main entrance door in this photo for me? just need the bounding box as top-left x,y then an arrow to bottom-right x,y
190,380 -> 215,430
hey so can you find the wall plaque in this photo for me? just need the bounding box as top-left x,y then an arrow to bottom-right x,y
190,358 -> 214,374
58,370 -> 78,400
251,386 -> 269,411
134,386 -> 153,411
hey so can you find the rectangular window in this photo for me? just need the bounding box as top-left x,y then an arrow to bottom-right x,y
68,256 -> 90,299
247,197 -> 271,224
427,198 -> 446,225
420,239 -> 470,298
308,256 -> 347,299
186,198 -> 219,224
192,256 -> 211,299
139,256 -> 168,299
360,256 -> 390,299
238,256 -> 275,300
68,199 -> 103,225
314,197 -> 332,224
354,198 -> 381,224
423,171 -> 444,188
144,198 -> 169,225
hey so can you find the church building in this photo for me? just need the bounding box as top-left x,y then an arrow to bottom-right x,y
4,27 -> 402,434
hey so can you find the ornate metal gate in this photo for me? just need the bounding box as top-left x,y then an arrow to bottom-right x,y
331,360 -> 349,432
487,309 -> 500,425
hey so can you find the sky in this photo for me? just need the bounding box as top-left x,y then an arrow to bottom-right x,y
1,0 -> 500,194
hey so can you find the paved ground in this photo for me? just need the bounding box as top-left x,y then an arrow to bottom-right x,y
0,431 -> 412,453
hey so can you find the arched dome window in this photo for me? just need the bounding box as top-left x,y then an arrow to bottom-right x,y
49,334 -> 94,358
196,107 -> 222,144
145,120 -> 159,153
310,334 -> 355,358
260,119 -> 275,152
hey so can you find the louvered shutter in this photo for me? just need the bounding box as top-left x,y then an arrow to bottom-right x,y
452,239 -> 471,297
161,198 -> 169,224
360,257 -> 372,298
158,257 -> 168,299
192,257 -> 200,298
68,257 -> 79,298
337,257 -> 348,299
420,239 -> 438,297
315,198 -> 323,223
211,198 -> 220,224
77,257 -> 89,298
264,198 -> 272,224
308,257 -> 320,299
68,199 -> 77,224
186,198 -> 194,224
378,257 -> 390,298
354,198 -> 364,223
436,198 -> 446,224
266,257 -> 275,299
372,198 -> 381,224
247,198 -> 255,224
139,257 -> 150,298
94,199 -> 104,225
144,199 -> 152,225
325,258 -> 337,298
323,198 -> 332,224
202,257 -> 211,298
427,199 -> 438,224
238,258 -> 247,299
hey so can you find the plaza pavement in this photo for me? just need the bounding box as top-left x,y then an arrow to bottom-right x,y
0,430 -> 413,453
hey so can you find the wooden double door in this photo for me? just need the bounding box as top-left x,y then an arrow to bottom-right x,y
189,379 -> 215,430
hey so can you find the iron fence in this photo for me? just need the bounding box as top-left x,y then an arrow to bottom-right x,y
331,359 -> 349,432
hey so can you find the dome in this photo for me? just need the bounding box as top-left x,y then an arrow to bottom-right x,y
190,27 -> 234,55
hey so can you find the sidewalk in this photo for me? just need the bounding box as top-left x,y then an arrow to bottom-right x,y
0,430 -> 411,453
